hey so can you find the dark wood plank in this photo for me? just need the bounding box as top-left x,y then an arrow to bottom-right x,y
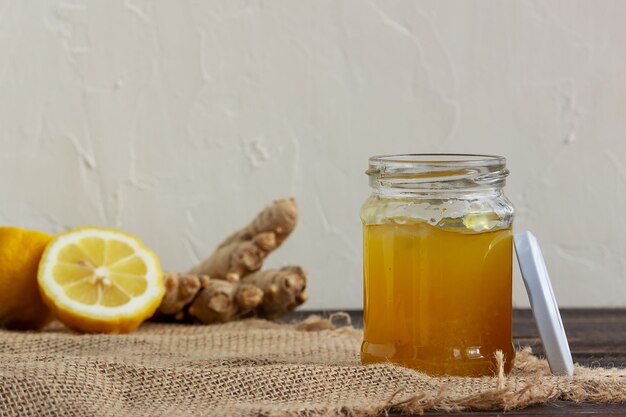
513,309 -> 626,368
287,309 -> 626,415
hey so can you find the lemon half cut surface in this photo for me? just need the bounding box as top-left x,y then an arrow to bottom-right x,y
38,227 -> 164,333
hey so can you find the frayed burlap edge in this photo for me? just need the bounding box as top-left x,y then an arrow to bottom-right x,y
274,316 -> 626,417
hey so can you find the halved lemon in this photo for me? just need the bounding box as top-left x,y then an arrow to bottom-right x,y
38,227 -> 164,333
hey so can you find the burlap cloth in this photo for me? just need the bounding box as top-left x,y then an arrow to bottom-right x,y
0,315 -> 624,416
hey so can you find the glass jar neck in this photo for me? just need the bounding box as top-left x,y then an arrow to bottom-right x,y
367,154 -> 509,198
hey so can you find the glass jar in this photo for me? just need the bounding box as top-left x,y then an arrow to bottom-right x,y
360,154 -> 515,377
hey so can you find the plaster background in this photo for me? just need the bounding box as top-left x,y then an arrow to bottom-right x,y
1,0 -> 625,308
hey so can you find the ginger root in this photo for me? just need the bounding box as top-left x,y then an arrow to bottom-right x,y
154,198 -> 308,324
241,266 -> 308,319
188,198 -> 298,281
157,273 -> 209,320
188,278 -> 263,323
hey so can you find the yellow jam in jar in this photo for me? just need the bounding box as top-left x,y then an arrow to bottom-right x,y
361,220 -> 513,376
361,154 -> 515,377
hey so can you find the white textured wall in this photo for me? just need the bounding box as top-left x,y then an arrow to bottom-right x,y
1,1 -> 625,309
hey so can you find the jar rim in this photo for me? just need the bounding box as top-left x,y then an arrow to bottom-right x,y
367,153 -> 509,192
369,153 -> 506,167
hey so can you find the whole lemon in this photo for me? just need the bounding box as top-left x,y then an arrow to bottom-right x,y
0,227 -> 54,330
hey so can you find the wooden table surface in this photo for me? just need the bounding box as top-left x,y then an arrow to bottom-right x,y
291,309 -> 626,416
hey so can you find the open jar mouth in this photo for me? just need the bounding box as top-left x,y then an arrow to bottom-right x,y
367,153 -> 509,192
369,153 -> 505,166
